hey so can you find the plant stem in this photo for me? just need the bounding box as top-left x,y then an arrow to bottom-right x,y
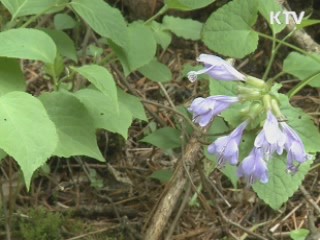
258,32 -> 320,64
145,5 -> 169,24
267,71 -> 285,85
258,32 -> 304,54
287,71 -> 320,99
265,31 -> 295,83
262,32 -> 276,80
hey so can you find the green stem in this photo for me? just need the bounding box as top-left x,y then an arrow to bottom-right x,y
145,5 -> 169,24
258,32 -> 304,54
265,32 -> 295,83
267,71 -> 285,85
257,32 -> 320,64
287,71 -> 320,99
262,32 -> 276,80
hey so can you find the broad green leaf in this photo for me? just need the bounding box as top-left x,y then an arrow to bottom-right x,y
0,28 -> 56,64
165,0 -> 215,11
278,94 -> 320,153
258,0 -> 285,34
72,65 -> 118,111
141,127 -> 182,150
75,89 -> 132,139
283,52 -> 320,87
221,102 -> 251,128
1,0 -> 67,19
253,155 -> 312,210
54,13 -> 76,30
0,149 -> 7,162
149,169 -> 173,184
39,92 -> 104,161
0,92 -> 58,188
207,117 -> 229,137
41,29 -> 77,62
209,78 -> 239,96
138,58 -> 172,83
87,44 -> 103,58
148,21 -> 172,50
112,22 -> 157,75
202,0 -> 259,58
0,58 -> 26,96
290,229 -> 310,240
162,16 -> 203,40
70,0 -> 128,48
44,54 -> 65,80
117,88 -> 147,121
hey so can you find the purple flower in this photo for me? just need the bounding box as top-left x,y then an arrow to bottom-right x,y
188,96 -> 239,127
254,111 -> 285,159
238,148 -> 269,184
208,121 -> 248,166
280,122 -> 311,172
187,54 -> 245,82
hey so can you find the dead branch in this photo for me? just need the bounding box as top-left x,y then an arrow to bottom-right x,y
143,135 -> 202,240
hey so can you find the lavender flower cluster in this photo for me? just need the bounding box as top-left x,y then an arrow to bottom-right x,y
188,54 -> 311,184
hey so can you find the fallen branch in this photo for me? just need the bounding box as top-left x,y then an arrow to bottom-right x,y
143,134 -> 202,240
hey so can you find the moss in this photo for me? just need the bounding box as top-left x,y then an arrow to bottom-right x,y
19,207 -> 63,240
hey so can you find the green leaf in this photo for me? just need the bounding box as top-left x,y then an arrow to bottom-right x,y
0,92 -> 58,188
258,0 -> 285,34
0,149 -> 7,162
207,117 -> 230,137
75,89 -> 132,139
150,169 -> 173,184
253,155 -> 312,210
87,44 -> 103,58
290,229 -> 309,240
54,13 -> 76,30
112,22 -> 157,75
283,52 -> 320,87
148,21 -> 172,50
278,94 -> 320,153
0,28 -> 56,63
41,29 -> 77,62
1,0 -> 67,19
162,16 -> 203,40
117,88 -> 147,121
202,0 -> 259,58
138,58 -> 172,83
141,127 -> 182,150
72,65 -> 118,111
44,54 -> 65,79
221,102 -> 251,128
209,78 -> 239,96
70,0 -> 128,48
0,58 -> 26,96
165,0 -> 215,11
39,92 -> 104,162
